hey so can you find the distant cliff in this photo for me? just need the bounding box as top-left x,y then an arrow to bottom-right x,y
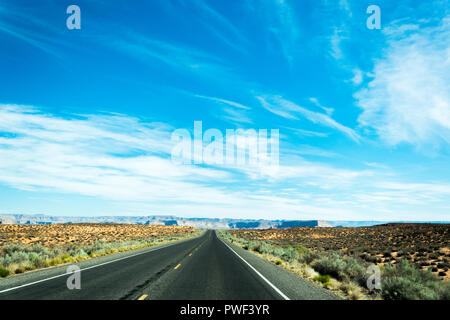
0,214 -> 333,229
0,214 -> 446,228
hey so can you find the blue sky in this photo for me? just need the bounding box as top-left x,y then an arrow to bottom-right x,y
0,0 -> 449,220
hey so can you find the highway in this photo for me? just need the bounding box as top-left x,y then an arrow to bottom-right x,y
0,230 -> 338,300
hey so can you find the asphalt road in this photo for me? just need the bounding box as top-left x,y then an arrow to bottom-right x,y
0,230 -> 338,300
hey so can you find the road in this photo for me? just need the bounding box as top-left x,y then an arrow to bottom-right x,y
0,230 -> 338,300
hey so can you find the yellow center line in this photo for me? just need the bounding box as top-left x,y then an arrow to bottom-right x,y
174,263 -> 181,270
138,294 -> 148,300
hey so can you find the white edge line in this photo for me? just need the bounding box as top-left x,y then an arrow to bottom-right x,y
219,236 -> 291,300
0,236 -> 199,294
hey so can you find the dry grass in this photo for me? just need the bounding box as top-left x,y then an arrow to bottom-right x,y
220,225 -> 450,300
0,223 -> 197,246
0,223 -> 200,277
228,223 -> 450,280
217,231 -> 372,300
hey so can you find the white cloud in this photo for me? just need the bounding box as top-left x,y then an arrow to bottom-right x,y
194,94 -> 253,124
111,32 -> 236,80
0,104 -> 356,213
220,107 -> 254,124
364,162 -> 389,169
309,97 -> 334,115
329,27 -> 346,60
350,68 -> 363,85
355,18 -> 450,148
0,104 -> 233,204
195,95 -> 251,110
338,0 -> 352,17
0,5 -> 69,59
1,104 -> 448,220
190,0 -> 247,46
257,95 -> 298,120
284,127 -> 329,138
247,0 -> 300,64
287,144 -> 339,158
257,95 -> 360,142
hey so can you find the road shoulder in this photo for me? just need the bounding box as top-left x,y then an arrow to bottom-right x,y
217,232 -> 340,300
0,235 -> 202,293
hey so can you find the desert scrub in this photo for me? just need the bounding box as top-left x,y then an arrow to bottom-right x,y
219,229 -> 450,300
280,247 -> 300,262
0,230 -> 203,277
298,250 -> 320,264
381,259 -> 447,300
0,266 -> 9,277
218,230 -> 371,299
314,274 -> 331,287
339,282 -> 364,300
313,252 -> 366,284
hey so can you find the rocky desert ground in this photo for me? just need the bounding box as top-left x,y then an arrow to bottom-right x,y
0,223 -> 197,247
0,223 -> 199,277
228,223 -> 450,280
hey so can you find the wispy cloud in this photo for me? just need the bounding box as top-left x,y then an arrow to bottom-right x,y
0,5 -> 67,59
329,27 -> 346,60
1,103 -> 432,220
193,94 -> 253,124
111,32 -> 229,75
320,1 -> 363,85
188,0 -> 248,53
350,68 -> 363,85
2,1 -> 449,221
257,95 -> 298,120
355,17 -> 450,149
247,0 -> 300,64
285,144 -> 339,158
0,104 -> 352,204
257,95 -> 360,142
338,0 -> 352,17
195,95 -> 251,110
364,162 -> 389,169
309,97 -> 334,116
0,104 -> 234,204
284,127 -> 329,138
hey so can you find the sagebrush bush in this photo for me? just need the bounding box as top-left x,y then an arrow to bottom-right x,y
218,230 -> 450,301
382,259 -> 446,300
0,266 -> 9,277
442,283 -> 450,300
299,250 -> 320,264
29,252 -> 48,268
281,247 -> 299,262
14,266 -> 25,274
313,253 -> 345,279
0,243 -> 24,256
313,252 -> 365,282
249,241 -> 284,257
339,282 -> 363,300
314,274 -> 331,285
0,232 -> 197,275
344,257 -> 367,285
294,244 -> 310,255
